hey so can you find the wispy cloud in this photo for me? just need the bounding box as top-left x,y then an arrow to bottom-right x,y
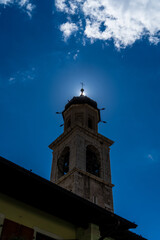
147,154 -> 154,162
0,0 -> 13,4
0,0 -> 35,17
8,77 -> 16,83
73,49 -> 79,60
146,151 -> 159,163
55,0 -> 160,49
8,67 -> 36,84
67,49 -> 80,60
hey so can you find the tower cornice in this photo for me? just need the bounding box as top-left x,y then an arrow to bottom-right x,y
48,125 -> 114,150
55,167 -> 114,188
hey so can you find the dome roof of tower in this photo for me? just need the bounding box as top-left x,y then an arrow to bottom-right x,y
63,95 -> 100,121
65,95 -> 98,110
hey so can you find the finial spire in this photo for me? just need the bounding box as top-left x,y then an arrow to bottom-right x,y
80,82 -> 85,96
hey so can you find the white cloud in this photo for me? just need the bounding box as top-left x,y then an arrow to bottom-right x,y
26,3 -> 33,11
55,0 -> 160,48
0,0 -> 35,17
55,0 -> 67,12
149,36 -> 160,45
60,22 -> 78,40
55,0 -> 82,14
19,0 -> 28,6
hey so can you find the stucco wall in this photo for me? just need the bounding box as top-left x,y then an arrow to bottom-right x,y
0,193 -> 76,239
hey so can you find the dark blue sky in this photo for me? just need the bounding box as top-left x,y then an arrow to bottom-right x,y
0,1 -> 160,239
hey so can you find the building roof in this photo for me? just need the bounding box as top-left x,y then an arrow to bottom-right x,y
0,156 -> 147,240
62,95 -> 101,121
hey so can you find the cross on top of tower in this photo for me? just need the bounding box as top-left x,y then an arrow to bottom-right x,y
80,82 -> 85,96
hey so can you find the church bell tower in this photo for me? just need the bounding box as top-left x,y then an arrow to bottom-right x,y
49,88 -> 114,212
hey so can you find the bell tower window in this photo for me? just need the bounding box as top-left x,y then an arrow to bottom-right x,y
86,145 -> 100,177
88,118 -> 93,129
75,112 -> 84,125
58,147 -> 70,178
88,115 -> 95,130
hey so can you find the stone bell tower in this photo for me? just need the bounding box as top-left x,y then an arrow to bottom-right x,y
49,88 -> 114,212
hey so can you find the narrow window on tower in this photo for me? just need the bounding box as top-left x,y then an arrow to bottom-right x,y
88,118 -> 93,129
58,147 -> 70,178
75,112 -> 84,125
86,145 -> 100,177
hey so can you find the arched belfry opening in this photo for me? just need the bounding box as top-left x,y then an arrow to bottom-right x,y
57,147 -> 70,178
86,145 -> 100,177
